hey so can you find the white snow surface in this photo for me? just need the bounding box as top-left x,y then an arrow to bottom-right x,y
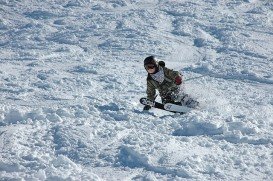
1,0 -> 273,180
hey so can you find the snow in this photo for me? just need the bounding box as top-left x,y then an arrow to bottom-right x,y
0,0 -> 273,180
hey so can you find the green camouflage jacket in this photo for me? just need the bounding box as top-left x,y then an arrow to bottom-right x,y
146,66 -> 181,100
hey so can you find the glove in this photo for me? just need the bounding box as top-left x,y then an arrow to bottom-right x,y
143,105 -> 151,111
175,76 -> 182,85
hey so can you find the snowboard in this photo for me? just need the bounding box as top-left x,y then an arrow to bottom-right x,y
140,97 -> 193,114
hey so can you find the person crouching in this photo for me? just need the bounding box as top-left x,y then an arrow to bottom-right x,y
143,56 -> 199,111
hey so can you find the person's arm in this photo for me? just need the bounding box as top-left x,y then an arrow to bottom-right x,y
164,67 -> 183,85
146,80 -> 156,100
144,80 -> 156,110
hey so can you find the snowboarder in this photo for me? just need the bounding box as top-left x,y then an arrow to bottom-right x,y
143,56 -> 199,111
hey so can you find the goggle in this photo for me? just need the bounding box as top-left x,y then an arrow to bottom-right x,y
145,64 -> 155,70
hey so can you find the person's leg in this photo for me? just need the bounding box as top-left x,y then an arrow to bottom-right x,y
180,93 -> 199,108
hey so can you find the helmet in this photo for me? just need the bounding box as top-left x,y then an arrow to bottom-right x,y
144,56 -> 159,73
144,56 -> 157,66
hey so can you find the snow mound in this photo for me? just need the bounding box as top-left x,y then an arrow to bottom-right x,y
118,146 -> 192,178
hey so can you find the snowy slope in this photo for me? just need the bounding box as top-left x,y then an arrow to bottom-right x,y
0,0 -> 273,180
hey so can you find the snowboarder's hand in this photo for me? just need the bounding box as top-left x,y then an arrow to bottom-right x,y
175,76 -> 182,85
143,105 -> 151,111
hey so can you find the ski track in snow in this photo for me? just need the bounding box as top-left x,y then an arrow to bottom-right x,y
0,0 -> 273,180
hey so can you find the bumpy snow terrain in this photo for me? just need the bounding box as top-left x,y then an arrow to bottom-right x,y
1,0 -> 273,180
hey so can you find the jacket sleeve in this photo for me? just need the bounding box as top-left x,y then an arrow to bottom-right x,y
146,80 -> 156,100
164,67 -> 182,81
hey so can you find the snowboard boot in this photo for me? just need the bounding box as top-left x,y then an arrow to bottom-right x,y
180,94 -> 199,108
